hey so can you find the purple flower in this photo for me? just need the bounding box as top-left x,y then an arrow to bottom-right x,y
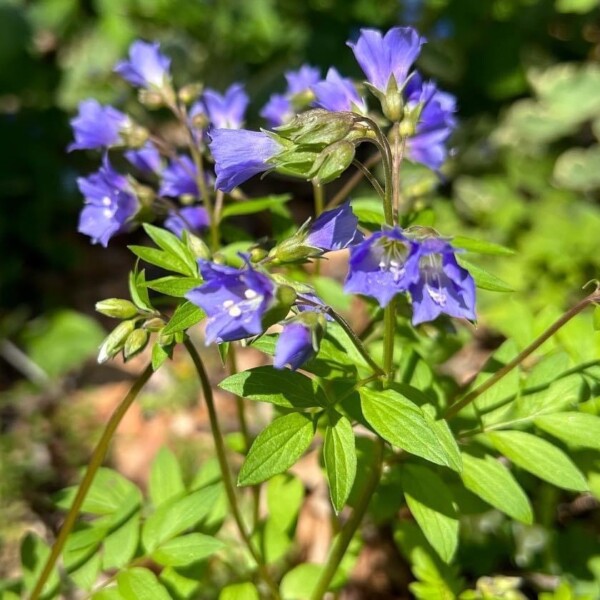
202,83 -> 249,129
344,227 -> 419,307
164,206 -> 209,237
305,203 -> 363,251
186,261 -> 275,344
68,99 -> 130,151
260,94 -> 294,127
274,321 -> 317,370
159,156 -> 199,198
405,75 -> 457,171
409,238 -> 476,325
77,157 -> 138,247
209,128 -> 282,192
347,27 -> 425,92
312,68 -> 367,114
114,40 -> 171,88
285,65 -> 321,95
125,142 -> 162,175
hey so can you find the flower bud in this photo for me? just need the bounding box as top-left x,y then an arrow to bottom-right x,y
138,89 -> 165,109
124,328 -> 150,360
262,285 -> 297,330
98,319 -> 137,364
95,298 -> 139,319
381,76 -> 404,123
143,317 -> 166,332
250,247 -> 268,262
191,112 -> 210,130
275,109 -> 356,146
308,140 -> 355,184
178,83 -> 203,105
122,124 -> 150,149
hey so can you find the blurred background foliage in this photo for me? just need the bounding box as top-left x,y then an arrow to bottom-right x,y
1,0 -> 600,597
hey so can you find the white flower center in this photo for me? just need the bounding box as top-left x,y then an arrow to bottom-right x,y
420,254 -> 447,306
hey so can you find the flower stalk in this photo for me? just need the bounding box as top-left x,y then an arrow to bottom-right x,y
30,363 -> 155,600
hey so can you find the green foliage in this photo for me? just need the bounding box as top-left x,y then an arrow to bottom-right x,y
239,413 -> 316,485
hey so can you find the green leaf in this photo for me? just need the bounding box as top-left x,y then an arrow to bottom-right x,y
452,236 -> 515,256
92,588 -> 125,600
267,474 -> 304,531
117,568 -> 171,600
143,223 -> 198,275
239,413 -> 316,485
401,464 -> 459,563
534,412 -> 600,450
54,468 -> 141,516
219,583 -> 260,600
151,343 -> 171,371
280,564 -> 321,599
360,388 -> 453,468
323,414 -> 357,513
594,305 -> 600,331
21,533 -> 61,598
161,301 -> 205,335
221,194 -> 291,218
487,430 -> 589,491
460,453 -> 533,523
129,245 -> 192,276
556,0 -> 599,13
102,512 -> 140,571
219,366 -> 327,409
151,533 -> 224,567
70,552 -> 101,591
457,257 -> 515,292
149,447 -> 186,508
146,276 -> 202,297
422,407 -> 463,473
142,483 -> 222,552
129,268 -> 153,312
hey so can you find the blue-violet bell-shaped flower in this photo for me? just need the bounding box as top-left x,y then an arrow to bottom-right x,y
201,83 -> 249,130
159,156 -> 199,198
68,99 -> 130,151
344,227 -> 419,307
77,157 -> 139,247
186,261 -> 275,344
260,93 -> 294,128
409,238 -> 476,325
313,68 -> 367,114
164,206 -> 209,238
347,27 -> 425,92
114,40 -> 171,88
305,203 -> 363,251
209,128 -> 282,192
404,75 -> 457,171
274,319 -> 321,370
125,141 -> 162,175
285,65 -> 321,95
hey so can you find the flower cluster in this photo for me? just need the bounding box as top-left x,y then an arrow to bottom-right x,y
72,25 -> 475,373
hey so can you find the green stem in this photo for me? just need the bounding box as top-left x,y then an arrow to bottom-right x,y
351,159 -> 385,199
445,289 -> 600,419
228,345 -> 261,531
322,307 -> 385,378
312,180 -> 325,217
309,438 -> 384,600
30,363 -> 154,600
325,152 -> 382,211
383,298 -> 396,386
184,339 -> 280,599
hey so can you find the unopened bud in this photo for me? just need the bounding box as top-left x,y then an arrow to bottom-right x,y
191,112 -> 210,130
178,83 -> 203,105
138,89 -> 165,109
143,317 -> 166,332
275,109 -> 356,146
122,124 -> 150,149
309,141 -> 355,184
124,328 -> 150,360
381,76 -> 404,123
158,332 -> 174,346
250,247 -> 268,262
262,285 -> 297,329
98,319 -> 137,364
96,298 -> 139,319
